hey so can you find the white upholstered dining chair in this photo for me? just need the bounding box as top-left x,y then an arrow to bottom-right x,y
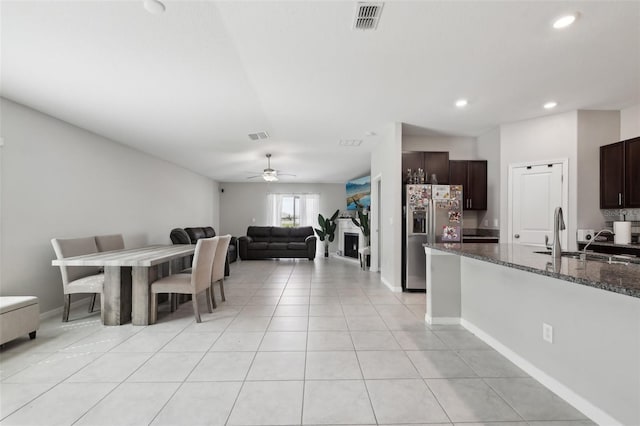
51,237 -> 105,322
149,237 -> 218,324
95,234 -> 125,252
210,235 -> 231,309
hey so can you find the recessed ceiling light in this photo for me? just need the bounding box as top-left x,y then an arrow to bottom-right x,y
455,99 -> 468,108
544,101 -> 558,109
553,14 -> 577,29
143,0 -> 165,14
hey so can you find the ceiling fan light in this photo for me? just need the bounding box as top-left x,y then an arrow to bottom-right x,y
263,170 -> 278,182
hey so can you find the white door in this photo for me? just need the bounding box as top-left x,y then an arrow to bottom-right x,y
511,163 -> 565,247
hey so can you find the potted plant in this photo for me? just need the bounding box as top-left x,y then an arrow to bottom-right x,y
315,209 -> 339,258
351,209 -> 370,246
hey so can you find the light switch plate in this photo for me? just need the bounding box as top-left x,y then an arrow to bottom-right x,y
543,323 -> 553,343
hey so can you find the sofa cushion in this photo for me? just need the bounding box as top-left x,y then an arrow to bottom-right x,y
271,227 -> 290,237
248,242 -> 269,250
170,228 -> 191,245
270,227 -> 290,242
287,242 -> 307,250
203,227 -> 216,238
248,226 -> 272,242
268,242 -> 288,250
289,226 -> 313,242
185,227 -> 207,243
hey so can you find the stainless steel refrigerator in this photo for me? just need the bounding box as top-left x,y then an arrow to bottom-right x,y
403,184 -> 463,290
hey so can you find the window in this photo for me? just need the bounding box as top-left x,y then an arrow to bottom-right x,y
267,193 -> 319,227
280,195 -> 300,227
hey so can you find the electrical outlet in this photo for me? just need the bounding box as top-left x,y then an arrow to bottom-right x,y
483,219 -> 489,227
543,323 -> 553,343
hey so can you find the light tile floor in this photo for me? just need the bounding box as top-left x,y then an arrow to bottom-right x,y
1,259 -> 594,425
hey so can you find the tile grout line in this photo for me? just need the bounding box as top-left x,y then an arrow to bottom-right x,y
145,310 -> 229,425
223,266 -> 292,426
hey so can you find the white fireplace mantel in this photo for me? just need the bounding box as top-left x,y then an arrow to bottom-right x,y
336,219 -> 367,259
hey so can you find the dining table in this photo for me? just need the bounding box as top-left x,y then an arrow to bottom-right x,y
52,245 -> 195,326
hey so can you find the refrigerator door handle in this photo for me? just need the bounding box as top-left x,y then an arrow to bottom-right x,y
429,199 -> 435,243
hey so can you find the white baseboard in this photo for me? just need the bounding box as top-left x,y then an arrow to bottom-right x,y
380,277 -> 402,293
39,296 -> 96,320
425,315 -> 460,325
461,318 -> 622,426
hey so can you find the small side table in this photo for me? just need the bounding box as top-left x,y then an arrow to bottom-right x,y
358,246 -> 371,271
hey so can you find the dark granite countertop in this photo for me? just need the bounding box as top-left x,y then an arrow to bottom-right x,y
424,243 -> 640,299
462,236 -> 500,240
577,240 -> 640,250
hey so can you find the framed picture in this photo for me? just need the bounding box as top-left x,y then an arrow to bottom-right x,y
346,175 -> 371,210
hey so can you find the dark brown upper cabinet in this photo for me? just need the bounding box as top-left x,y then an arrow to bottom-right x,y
424,152 -> 450,184
402,151 -> 424,183
401,151 -> 449,184
600,137 -> 640,208
625,137 -> 640,208
449,160 -> 488,210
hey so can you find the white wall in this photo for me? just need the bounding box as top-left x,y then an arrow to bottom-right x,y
476,127 -> 501,231
371,123 -> 402,292
0,98 -> 218,313
620,103 -> 640,139
218,182 -> 345,253
402,135 -> 478,160
500,111 -> 579,250
461,257 -> 640,426
577,110 -> 620,230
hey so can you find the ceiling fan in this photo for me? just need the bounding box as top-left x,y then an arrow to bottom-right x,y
246,154 -> 295,182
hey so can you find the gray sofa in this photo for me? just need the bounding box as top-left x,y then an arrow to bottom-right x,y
238,226 -> 316,260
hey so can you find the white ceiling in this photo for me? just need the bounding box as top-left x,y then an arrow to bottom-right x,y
2,1 -> 639,183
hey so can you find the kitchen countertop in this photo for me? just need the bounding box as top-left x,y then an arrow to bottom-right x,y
424,243 -> 640,298
462,236 -> 499,241
577,240 -> 639,250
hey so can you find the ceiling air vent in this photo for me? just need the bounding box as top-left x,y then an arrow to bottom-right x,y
353,2 -> 383,30
339,139 -> 363,147
248,131 -> 269,141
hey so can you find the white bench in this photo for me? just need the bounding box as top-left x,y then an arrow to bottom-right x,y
0,297 -> 40,345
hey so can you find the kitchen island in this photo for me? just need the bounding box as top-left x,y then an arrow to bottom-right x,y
424,243 -> 639,426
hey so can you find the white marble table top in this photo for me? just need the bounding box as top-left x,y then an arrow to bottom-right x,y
51,245 -> 195,267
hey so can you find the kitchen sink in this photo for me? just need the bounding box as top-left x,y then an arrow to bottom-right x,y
534,250 -> 639,265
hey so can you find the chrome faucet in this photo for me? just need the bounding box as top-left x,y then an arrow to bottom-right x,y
582,229 -> 614,253
545,207 -> 565,260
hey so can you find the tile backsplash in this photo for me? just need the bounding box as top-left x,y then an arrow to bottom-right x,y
602,209 -> 640,234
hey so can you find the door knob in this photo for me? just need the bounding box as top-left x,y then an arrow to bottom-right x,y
514,234 -> 520,239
